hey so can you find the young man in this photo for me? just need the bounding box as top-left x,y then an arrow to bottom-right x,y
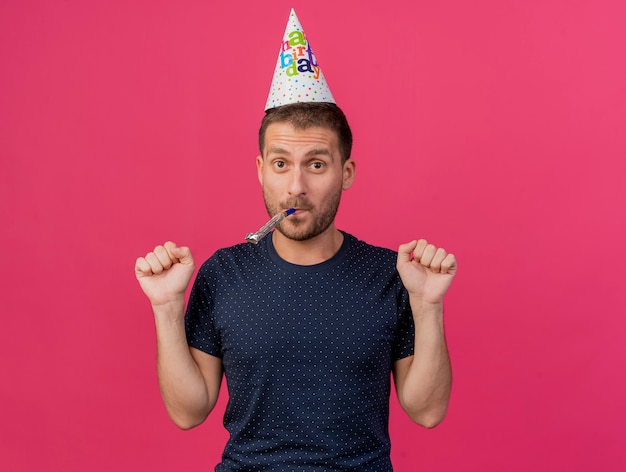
134,10 -> 456,471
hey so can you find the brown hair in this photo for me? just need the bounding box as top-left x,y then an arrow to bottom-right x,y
259,103 -> 353,163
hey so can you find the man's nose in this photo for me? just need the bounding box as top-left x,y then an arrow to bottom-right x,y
287,167 -> 306,195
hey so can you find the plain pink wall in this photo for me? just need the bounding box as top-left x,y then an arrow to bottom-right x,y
2,0 -> 625,470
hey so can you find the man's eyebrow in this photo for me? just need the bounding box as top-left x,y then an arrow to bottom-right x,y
265,146 -> 334,160
266,146 -> 289,155
306,148 -> 332,158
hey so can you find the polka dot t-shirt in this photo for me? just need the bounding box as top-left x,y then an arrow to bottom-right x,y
185,232 -> 414,471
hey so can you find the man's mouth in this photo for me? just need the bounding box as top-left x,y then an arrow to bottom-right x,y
290,208 -> 310,215
283,205 -> 310,214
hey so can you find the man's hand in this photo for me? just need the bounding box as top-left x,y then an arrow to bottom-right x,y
397,239 -> 457,306
135,241 -> 195,308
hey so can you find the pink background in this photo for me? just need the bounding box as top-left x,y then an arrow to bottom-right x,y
2,0 -> 625,470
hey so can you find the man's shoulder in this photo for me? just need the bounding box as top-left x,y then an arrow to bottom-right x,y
344,232 -> 398,257
198,241 -> 268,273
343,232 -> 398,268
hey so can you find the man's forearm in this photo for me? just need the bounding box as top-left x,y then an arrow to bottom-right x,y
397,300 -> 451,427
153,300 -> 213,429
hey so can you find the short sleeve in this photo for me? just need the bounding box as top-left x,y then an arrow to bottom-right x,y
392,283 -> 415,360
184,263 -> 222,358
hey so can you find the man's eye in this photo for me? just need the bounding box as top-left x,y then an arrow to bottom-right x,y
274,161 -> 286,169
310,162 -> 324,170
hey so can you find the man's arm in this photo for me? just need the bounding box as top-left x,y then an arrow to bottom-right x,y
135,241 -> 223,430
392,239 -> 456,428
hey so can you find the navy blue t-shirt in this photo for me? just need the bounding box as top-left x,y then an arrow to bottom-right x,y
185,232 -> 414,471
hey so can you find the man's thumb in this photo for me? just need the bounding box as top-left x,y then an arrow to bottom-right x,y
164,241 -> 194,267
173,246 -> 194,266
397,240 -> 418,264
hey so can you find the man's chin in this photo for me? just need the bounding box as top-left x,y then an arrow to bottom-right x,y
275,228 -> 313,242
276,222 -> 320,242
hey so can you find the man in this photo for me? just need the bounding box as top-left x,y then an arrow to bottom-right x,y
135,10 -> 456,471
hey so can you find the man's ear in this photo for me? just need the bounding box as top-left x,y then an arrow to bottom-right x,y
256,155 -> 264,185
342,158 -> 356,190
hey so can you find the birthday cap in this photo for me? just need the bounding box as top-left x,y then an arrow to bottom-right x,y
265,9 -> 335,111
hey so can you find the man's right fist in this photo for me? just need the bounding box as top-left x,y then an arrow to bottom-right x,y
135,241 -> 195,307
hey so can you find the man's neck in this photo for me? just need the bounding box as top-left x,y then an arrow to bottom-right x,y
272,226 -> 344,266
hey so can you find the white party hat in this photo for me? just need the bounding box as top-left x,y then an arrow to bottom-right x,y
265,9 -> 335,111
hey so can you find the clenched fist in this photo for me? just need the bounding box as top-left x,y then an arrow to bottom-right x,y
135,241 -> 195,307
397,239 -> 457,306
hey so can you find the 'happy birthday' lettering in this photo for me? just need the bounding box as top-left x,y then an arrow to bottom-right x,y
279,31 -> 320,80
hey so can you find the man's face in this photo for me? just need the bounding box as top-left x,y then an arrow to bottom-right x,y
256,122 -> 355,241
